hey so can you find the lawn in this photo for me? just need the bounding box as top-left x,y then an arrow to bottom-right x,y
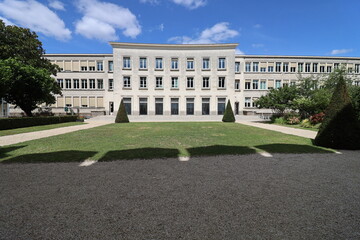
0,122 -> 86,137
0,122 -> 333,163
272,123 -> 319,132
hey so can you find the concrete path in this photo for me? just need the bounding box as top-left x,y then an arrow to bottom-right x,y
237,120 -> 317,139
0,121 -> 110,147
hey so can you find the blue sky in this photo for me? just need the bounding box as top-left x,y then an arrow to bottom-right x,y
0,0 -> 359,56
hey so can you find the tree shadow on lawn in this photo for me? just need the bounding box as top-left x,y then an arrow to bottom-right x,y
1,150 -> 98,164
99,147 -> 180,161
0,145 -> 27,159
187,145 -> 256,156
255,144 -> 333,154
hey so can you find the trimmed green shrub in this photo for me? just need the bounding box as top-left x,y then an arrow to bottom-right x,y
222,100 -> 235,122
314,75 -> 360,149
273,117 -> 287,125
0,115 -> 77,130
115,99 -> 129,123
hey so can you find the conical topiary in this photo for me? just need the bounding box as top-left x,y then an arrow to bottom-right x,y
115,99 -> 129,123
222,100 -> 236,122
314,75 -> 360,149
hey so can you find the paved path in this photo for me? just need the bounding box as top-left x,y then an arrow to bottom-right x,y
0,121 -> 110,146
237,120 -> 317,139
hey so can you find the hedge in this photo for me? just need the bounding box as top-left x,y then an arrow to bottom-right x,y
0,115 -> 78,130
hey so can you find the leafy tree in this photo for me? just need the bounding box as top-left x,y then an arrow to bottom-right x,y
292,88 -> 331,118
115,99 -> 129,123
222,100 -> 235,122
349,86 -> 360,121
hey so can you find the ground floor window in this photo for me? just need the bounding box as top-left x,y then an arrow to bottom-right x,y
245,97 -> 251,108
217,98 -> 226,115
202,98 -> 210,115
155,98 -> 163,115
171,98 -> 179,115
123,98 -> 131,115
186,98 -> 194,115
139,98 -> 147,115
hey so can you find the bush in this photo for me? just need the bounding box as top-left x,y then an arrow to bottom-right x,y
115,99 -> 129,123
287,116 -> 301,125
222,100 -> 235,122
0,115 -> 78,130
309,112 -> 325,124
300,119 -> 313,128
273,117 -> 287,125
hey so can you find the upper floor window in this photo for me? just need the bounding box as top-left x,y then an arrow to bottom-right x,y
65,79 -> 71,89
123,57 -> 131,69
140,77 -> 147,88
171,58 -> 178,70
156,77 -> 163,88
218,77 -> 225,88
73,79 -> 79,89
235,62 -> 240,73
253,62 -> 259,72
276,62 -> 281,72
108,61 -> 113,72
290,67 -> 296,72
139,57 -> 147,69
97,79 -> 103,89
108,79 -> 113,90
187,59 -> 194,70
313,63 -> 318,72
334,63 -> 340,70
202,77 -> 210,89
97,61 -> 103,71
252,80 -> 259,89
81,66 -> 87,71
155,58 -> 163,69
245,62 -> 251,72
235,80 -> 240,90
81,79 -> 87,89
260,67 -> 266,72
171,77 -> 179,88
268,66 -> 274,72
89,66 -> 95,71
245,80 -> 251,90
305,63 -> 311,72
187,77 -> 194,88
203,58 -> 210,69
327,66 -> 332,72
123,76 -> 131,88
283,63 -> 289,72
218,58 -> 226,69
89,79 -> 95,89
320,66 -> 325,73
275,80 -> 281,89
260,80 -> 266,89
348,67 -> 353,73
57,79 -> 64,88
355,64 -> 360,73
298,63 -> 304,72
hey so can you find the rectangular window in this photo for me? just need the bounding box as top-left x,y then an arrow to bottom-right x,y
252,98 -> 257,108
81,79 -> 87,89
89,66 -> 95,71
97,79 -> 103,89
305,63 -> 311,72
235,62 -> 240,73
81,66 -> 87,71
186,98 -> 194,115
65,79 -> 71,89
171,58 -> 178,70
253,62 -> 259,72
140,77 -> 147,88
73,79 -> 79,89
260,80 -> 266,89
217,98 -> 226,115
355,64 -> 360,73
97,61 -> 103,71
89,79 -> 95,89
290,67 -> 296,72
245,80 -> 251,90
57,79 -> 63,88
123,57 -> 131,69
245,62 -> 251,72
218,58 -> 226,69
155,58 -> 163,69
327,66 -> 332,73
283,63 -> 289,72
354,81 -> 360,86
334,63 -> 339,70
218,77 -> 225,89
252,79 -> 259,89
313,63 -> 318,72
202,98 -> 210,115
156,77 -> 163,89
298,63 -> 303,72
203,58 -> 210,69
108,79 -> 113,90
276,62 -> 281,72
139,98 -> 147,115
235,80 -> 240,90
187,77 -> 194,88
139,57 -> 147,69
268,66 -> 274,72
171,77 -> 178,89
108,61 -> 113,72
245,97 -> 251,108
155,98 -> 163,115
123,98 -> 131,115
202,77 -> 210,89
171,98 -> 179,115
260,67 -> 266,72
320,66 -> 325,73
187,59 -> 194,70
275,80 -> 281,89
290,81 -> 296,86
348,67 -> 353,73
123,76 -> 131,88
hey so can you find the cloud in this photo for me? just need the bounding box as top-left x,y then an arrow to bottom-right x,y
171,0 -> 206,9
169,22 -> 239,44
140,0 -> 159,5
75,0 -> 141,41
158,23 -> 164,31
0,0 -> 71,40
235,48 -> 245,55
48,0 -> 65,10
252,43 -> 264,48
330,49 -> 353,55
0,16 -> 14,25
253,24 -> 262,29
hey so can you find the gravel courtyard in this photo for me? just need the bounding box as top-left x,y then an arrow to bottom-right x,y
1,151 -> 360,239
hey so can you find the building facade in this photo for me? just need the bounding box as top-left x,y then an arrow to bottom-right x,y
6,42 -> 360,117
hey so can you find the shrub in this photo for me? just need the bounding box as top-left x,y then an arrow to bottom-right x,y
273,117 -> 287,125
287,116 -> 300,125
309,112 -> 325,124
222,100 -> 235,122
115,99 -> 129,123
300,119 -> 313,128
0,115 -> 77,130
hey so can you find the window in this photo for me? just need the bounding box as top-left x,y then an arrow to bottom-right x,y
97,79 -> 103,89
290,81 -> 296,86
245,97 -> 251,108
235,80 -> 240,90
327,66 -> 332,73
203,58 -> 210,69
202,77 -> 210,89
313,63 -> 318,72
245,62 -> 251,72
283,81 -> 289,87
252,80 -> 259,90
108,61 -> 113,72
171,58 -> 178,70
275,80 -> 281,89
298,63 -> 304,72
253,62 -> 259,72
81,66 -> 87,71
218,77 -> 225,89
123,57 -> 131,69
186,98 -> 194,115
139,58 -> 147,69
73,79 -> 79,89
334,63 -> 339,70
156,77 -> 163,89
57,79 -> 63,88
260,80 -> 266,89
187,59 -> 194,70
155,98 -> 163,115
217,98 -> 226,115
355,64 -> 360,73
81,79 -> 87,89
235,62 -> 240,73
187,77 -> 194,88
97,61 -> 103,71
123,76 -> 131,88
348,67 -> 353,73
89,66 -> 95,71
155,58 -> 163,69
290,67 -> 296,72
65,79 -> 71,89
108,79 -> 113,90
202,98 -> 210,115
139,98 -> 147,115
276,62 -> 281,72
260,67 -> 266,72
283,63 -> 289,72
171,77 -> 178,89
245,81 -> 251,90
89,79 -> 95,89
268,66 -> 274,72
140,77 -> 147,88
218,58 -> 226,69
171,98 -> 179,115
355,81 -> 360,86
305,63 -> 311,72
123,98 -> 131,115
320,66 -> 325,73
252,98 -> 258,108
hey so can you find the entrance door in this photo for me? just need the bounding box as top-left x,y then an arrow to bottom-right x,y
109,101 -> 114,115
235,102 -> 239,115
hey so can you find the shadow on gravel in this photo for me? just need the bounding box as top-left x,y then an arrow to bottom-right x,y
99,148 -> 180,161
1,150 -> 98,164
187,145 -> 256,156
0,145 -> 27,159
255,144 -> 333,153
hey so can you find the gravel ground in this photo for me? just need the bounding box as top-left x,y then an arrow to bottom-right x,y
1,151 -> 360,240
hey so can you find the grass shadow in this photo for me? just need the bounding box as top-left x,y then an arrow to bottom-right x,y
2,150 -> 98,164
255,144 -> 333,154
187,145 -> 256,157
0,145 -> 27,159
99,148 -> 180,161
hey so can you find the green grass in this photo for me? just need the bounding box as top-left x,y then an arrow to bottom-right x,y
0,122 -> 86,137
0,122 -> 334,163
272,123 -> 319,132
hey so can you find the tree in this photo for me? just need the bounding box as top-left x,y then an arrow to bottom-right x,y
349,86 -> 360,122
115,99 -> 129,123
222,100 -> 235,122
292,89 -> 331,118
314,73 -> 360,149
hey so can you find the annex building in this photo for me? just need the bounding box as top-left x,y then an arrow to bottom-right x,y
3,42 -> 360,117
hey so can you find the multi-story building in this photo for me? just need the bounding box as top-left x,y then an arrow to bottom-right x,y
4,42 -> 360,117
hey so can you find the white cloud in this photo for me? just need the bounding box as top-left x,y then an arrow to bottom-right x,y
171,0 -> 206,9
253,24 -> 262,29
235,48 -> 245,55
158,23 -> 164,31
140,0 -> 159,5
331,49 -> 353,55
75,0 -> 141,41
0,0 -> 71,40
252,43 -> 264,48
48,0 -> 65,10
0,16 -> 14,25
169,22 -> 239,44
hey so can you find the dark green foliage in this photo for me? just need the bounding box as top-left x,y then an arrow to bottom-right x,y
115,99 -> 129,123
314,75 -> 360,149
349,86 -> 360,121
0,116 -> 77,130
222,100 -> 235,122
